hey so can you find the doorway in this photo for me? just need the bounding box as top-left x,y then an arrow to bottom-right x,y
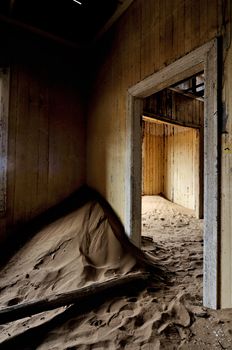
125,39 -> 219,309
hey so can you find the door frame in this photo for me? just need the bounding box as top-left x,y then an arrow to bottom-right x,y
124,39 -> 220,309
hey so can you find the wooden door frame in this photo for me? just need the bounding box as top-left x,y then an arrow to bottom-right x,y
125,39 -> 219,309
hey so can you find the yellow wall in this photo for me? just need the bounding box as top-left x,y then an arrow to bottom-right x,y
163,125 -> 199,211
142,121 -> 200,213
142,122 -> 164,195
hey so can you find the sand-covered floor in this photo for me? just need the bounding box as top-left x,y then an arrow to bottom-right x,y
0,194 -> 232,349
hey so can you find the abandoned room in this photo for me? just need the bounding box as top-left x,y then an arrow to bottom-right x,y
0,0 -> 232,349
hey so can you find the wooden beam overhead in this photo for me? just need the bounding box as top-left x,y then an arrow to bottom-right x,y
93,0 -> 135,43
142,114 -> 201,129
0,14 -> 81,49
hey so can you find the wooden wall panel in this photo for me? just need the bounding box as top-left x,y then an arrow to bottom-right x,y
142,122 -> 164,195
0,40 -> 85,243
163,125 -> 199,211
0,68 -> 9,214
144,89 -> 204,127
142,89 -> 204,214
142,120 -> 200,213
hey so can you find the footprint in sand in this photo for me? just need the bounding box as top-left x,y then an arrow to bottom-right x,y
127,297 -> 137,303
89,318 -> 105,328
7,296 -> 21,306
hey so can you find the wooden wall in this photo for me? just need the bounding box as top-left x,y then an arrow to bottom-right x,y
142,89 -> 203,213
144,89 -> 204,127
0,29 -> 86,244
142,121 -> 200,213
142,122 -> 164,195
86,0 -> 221,223
163,125 -> 199,211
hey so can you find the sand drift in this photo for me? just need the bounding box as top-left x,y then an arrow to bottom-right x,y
0,188 -> 162,348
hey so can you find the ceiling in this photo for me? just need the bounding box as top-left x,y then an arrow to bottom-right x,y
0,0 -> 129,46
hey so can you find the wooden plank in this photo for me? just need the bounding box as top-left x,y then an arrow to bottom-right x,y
142,113 -> 201,129
200,0 -> 208,43
0,14 -> 81,49
125,95 -> 143,246
203,40 -> 219,309
220,19 -> 232,308
153,2 -> 160,73
158,0 -> 166,70
140,0 -> 154,78
94,0 -> 135,43
34,71 -> 49,215
164,0 -> 174,65
13,65 -> 30,224
25,65 -> 41,220
0,68 -> 9,214
142,121 -> 165,195
6,64 -> 18,231
191,0 -> 200,50
176,0 -> 185,58
0,272 -> 150,325
184,0 -> 192,54
194,129 -> 200,217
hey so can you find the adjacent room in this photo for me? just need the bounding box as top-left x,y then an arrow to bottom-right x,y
141,79 -> 205,310
142,77 -> 204,243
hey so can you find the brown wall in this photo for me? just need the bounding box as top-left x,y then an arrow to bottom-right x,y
0,30 -> 86,243
86,0 -> 221,222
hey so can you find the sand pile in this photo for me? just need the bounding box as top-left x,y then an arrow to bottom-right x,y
0,196 -> 144,345
0,193 -> 232,349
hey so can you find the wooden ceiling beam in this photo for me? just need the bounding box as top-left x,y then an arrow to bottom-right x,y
93,0 -> 135,43
0,14 -> 81,49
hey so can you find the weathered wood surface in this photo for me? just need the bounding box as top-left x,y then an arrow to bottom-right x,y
142,117 -> 200,214
0,273 -> 150,325
0,55 -> 85,243
144,89 -> 204,128
163,125 -> 200,212
203,39 -> 219,309
0,68 -> 9,214
142,121 -> 164,196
